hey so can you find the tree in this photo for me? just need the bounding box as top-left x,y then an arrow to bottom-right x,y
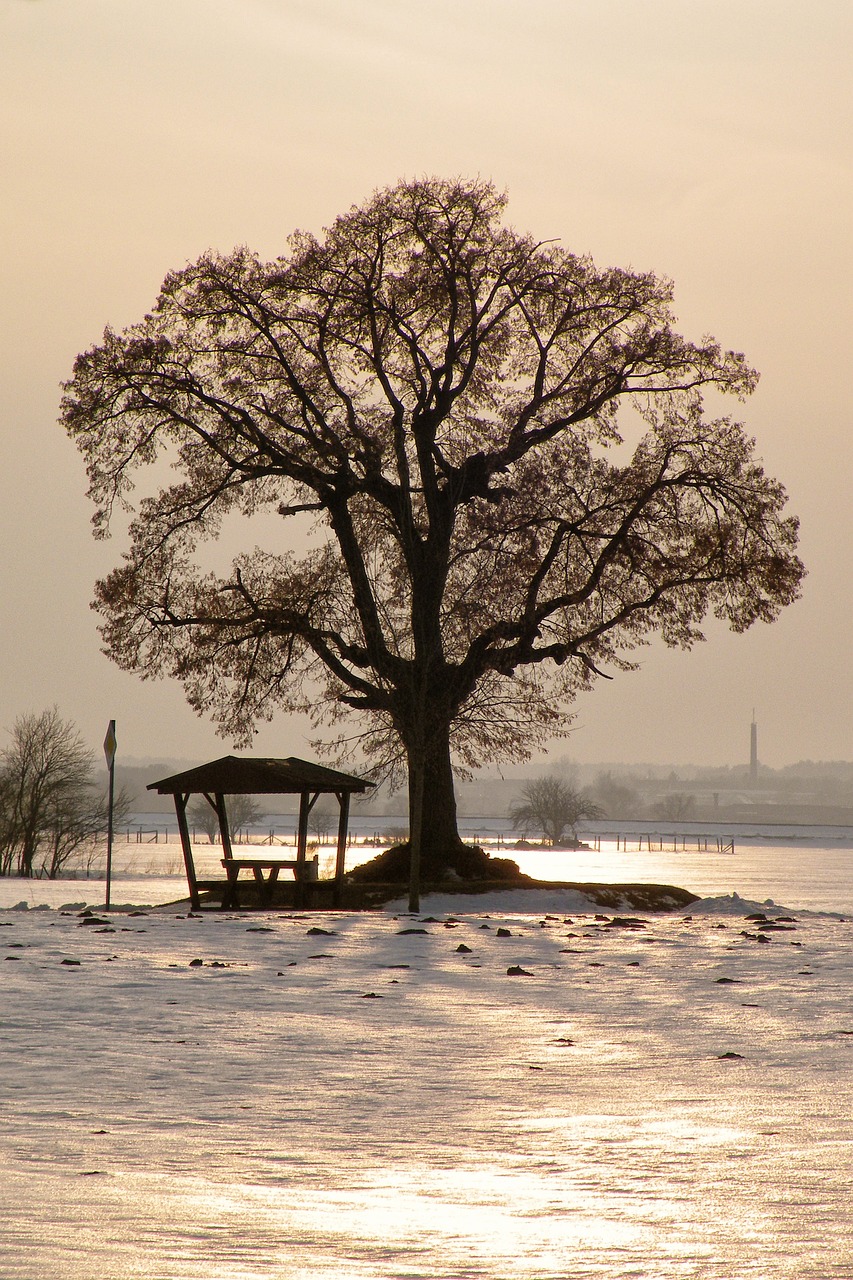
188,794 -> 264,842
651,792 -> 696,821
510,776 -> 601,846
0,708 -> 130,878
61,177 -> 803,880
308,798 -> 335,843
588,770 -> 640,820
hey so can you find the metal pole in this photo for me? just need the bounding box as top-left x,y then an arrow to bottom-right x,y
408,754 -> 425,914
103,720 -> 117,911
333,791 -> 350,909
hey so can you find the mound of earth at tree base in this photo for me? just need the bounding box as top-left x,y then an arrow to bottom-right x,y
346,841 -> 528,885
340,844 -> 700,913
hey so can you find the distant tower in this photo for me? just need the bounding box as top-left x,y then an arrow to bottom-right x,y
749,712 -> 758,785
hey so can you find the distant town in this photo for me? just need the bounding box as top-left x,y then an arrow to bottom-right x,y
119,755 -> 853,827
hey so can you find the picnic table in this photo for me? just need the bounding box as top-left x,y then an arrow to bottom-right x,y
219,857 -> 310,909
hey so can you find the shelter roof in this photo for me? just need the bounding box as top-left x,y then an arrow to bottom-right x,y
147,755 -> 372,797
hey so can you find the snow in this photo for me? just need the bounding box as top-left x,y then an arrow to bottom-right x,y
383,887 -> 608,915
685,891 -> 782,916
2,890 -> 853,1278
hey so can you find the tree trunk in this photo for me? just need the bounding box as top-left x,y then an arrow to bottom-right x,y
407,729 -> 463,875
349,715 -> 524,888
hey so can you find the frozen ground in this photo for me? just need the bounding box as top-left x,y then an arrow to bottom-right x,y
2,893 -> 852,1279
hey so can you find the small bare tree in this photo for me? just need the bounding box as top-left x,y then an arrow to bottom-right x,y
188,794 -> 264,843
651,792 -> 696,821
510,777 -> 601,846
187,798 -> 219,843
0,708 -> 131,878
307,798 -> 336,843
588,771 -> 641,820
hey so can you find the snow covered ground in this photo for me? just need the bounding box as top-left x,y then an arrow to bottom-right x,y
2,890 -> 852,1278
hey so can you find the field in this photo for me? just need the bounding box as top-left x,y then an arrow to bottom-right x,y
2,889 -> 852,1278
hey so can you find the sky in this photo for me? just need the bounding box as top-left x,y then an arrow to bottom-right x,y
1,0 -> 851,774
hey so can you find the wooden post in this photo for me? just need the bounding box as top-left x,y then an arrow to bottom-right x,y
334,790 -> 350,908
295,790 -> 311,908
174,792 -> 200,911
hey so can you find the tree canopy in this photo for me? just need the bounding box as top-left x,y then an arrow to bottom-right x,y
62,177 -> 803,876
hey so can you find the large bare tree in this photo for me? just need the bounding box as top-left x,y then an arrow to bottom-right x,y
62,178 -> 803,877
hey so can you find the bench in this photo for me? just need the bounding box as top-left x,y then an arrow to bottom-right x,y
219,858 -> 302,909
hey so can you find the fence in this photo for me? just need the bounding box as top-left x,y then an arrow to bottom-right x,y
592,833 -> 735,854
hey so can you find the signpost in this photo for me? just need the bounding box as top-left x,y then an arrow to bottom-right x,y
103,720 -> 117,910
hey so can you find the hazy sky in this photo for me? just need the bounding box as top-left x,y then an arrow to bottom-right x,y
2,0 -> 851,772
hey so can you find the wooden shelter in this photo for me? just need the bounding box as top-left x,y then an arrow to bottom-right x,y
148,756 -> 372,910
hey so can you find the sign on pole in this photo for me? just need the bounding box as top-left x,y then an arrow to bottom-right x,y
103,720 -> 117,771
104,720 -> 116,910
